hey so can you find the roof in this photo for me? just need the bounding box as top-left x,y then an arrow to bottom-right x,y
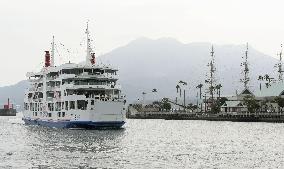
254,82 -> 284,97
221,100 -> 244,107
239,88 -> 254,95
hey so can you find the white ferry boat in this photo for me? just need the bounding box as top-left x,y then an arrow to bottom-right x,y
23,24 -> 126,129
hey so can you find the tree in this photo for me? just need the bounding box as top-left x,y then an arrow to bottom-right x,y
275,97 -> 284,107
264,74 -> 270,81
196,84 -> 203,99
275,97 -> 284,113
219,97 -> 228,106
176,85 -> 180,93
215,84 -> 222,99
243,95 -> 260,114
210,97 -> 228,113
211,103 -> 220,114
161,101 -> 171,111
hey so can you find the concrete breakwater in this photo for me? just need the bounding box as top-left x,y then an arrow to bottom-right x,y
165,114 -> 284,123
127,106 -> 284,123
0,109 -> 17,116
127,111 -> 173,119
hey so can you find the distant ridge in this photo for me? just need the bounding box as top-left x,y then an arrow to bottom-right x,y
0,38 -> 279,107
0,80 -> 28,107
101,37 -> 277,101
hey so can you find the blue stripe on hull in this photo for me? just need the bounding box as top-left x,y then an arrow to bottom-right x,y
22,118 -> 125,129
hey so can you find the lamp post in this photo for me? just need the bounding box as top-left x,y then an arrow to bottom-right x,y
176,84 -> 180,104
203,93 -> 207,113
152,88 -> 158,101
142,92 -> 146,105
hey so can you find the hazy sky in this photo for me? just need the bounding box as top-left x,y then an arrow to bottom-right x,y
1,0 -> 284,86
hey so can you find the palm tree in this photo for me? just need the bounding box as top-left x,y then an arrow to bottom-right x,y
176,85 -> 180,93
179,80 -> 187,85
196,84 -> 203,99
215,84 -> 222,99
176,84 -> 182,97
258,75 -> 263,81
152,88 -> 158,101
263,74 -> 274,87
176,85 -> 180,103
264,74 -> 270,81
142,92 -> 146,105
152,88 -> 157,92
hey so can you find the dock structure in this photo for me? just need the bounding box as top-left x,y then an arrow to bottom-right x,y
128,43 -> 284,123
0,98 -> 17,116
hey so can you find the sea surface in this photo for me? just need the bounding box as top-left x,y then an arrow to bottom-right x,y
1,114 -> 284,169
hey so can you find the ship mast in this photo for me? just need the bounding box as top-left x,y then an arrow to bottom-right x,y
277,44 -> 283,82
206,45 -> 216,101
51,36 -> 55,67
241,43 -> 250,89
85,21 -> 92,65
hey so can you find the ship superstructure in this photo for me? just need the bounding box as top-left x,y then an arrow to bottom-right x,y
23,24 -> 126,129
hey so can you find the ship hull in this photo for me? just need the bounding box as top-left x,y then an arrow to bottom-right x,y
22,118 -> 125,129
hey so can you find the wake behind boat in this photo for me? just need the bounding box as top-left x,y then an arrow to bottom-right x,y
22,23 -> 126,129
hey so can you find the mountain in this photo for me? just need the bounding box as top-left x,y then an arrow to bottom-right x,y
100,37 -> 277,101
0,38 -> 279,107
0,80 -> 28,108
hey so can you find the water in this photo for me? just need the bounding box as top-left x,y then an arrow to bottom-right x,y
1,114 -> 284,169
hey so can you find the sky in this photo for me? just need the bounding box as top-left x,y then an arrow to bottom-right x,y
1,0 -> 284,86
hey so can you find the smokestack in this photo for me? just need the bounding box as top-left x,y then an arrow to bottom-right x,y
91,52 -> 96,65
45,51 -> 51,67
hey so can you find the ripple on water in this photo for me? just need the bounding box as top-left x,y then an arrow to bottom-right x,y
1,117 -> 284,168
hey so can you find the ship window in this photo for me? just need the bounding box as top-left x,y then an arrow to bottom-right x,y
91,100 -> 94,105
28,93 -> 33,98
35,103 -> 38,111
56,102 -> 61,111
84,69 -> 92,74
77,100 -> 87,110
40,103 -> 43,111
48,113 -> 52,117
25,103 -> 28,110
70,101 -> 75,110
38,93 -> 43,98
62,112 -> 65,117
65,101 -> 68,110
48,103 -> 54,111
35,112 -> 37,116
58,112 -> 61,117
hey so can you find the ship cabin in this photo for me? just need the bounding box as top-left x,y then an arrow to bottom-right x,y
24,63 -> 124,119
